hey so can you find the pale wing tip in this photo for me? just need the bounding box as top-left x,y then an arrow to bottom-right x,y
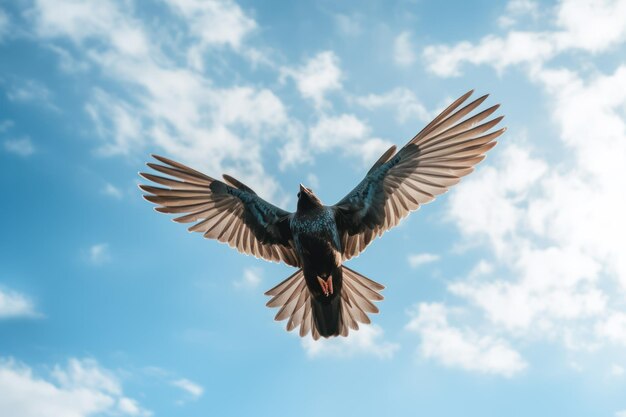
137,183 -> 153,193
138,171 -> 153,181
150,154 -> 169,164
476,93 -> 489,104
461,88 -> 474,101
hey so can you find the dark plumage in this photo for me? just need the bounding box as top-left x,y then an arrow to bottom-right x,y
139,90 -> 505,339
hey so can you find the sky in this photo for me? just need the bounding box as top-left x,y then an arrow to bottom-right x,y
1,0 -> 626,416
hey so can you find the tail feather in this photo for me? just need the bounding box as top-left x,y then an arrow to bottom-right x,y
311,292 -> 342,337
265,266 -> 384,339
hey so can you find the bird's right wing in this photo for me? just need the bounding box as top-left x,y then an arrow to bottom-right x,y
333,90 -> 505,260
140,155 -> 300,267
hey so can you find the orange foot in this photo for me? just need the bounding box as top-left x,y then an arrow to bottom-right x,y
317,276 -> 334,297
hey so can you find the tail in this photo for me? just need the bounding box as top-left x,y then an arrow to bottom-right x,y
311,281 -> 343,338
264,266 -> 384,340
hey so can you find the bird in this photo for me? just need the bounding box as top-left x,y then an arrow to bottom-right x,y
139,90 -> 505,340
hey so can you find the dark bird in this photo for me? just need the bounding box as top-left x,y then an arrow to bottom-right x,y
139,90 -> 505,340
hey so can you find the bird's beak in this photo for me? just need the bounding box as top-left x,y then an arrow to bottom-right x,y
299,184 -> 307,193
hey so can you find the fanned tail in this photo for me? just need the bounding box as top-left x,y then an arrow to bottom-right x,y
264,266 -> 384,340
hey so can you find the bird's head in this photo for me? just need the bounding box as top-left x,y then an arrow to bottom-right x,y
297,183 -> 322,211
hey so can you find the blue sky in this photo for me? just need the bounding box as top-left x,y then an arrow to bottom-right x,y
2,0 -> 626,416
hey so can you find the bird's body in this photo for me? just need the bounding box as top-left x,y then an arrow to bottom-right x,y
139,90 -> 506,340
291,195 -> 344,336
292,206 -> 341,286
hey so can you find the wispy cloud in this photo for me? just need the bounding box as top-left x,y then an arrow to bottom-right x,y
102,183 -> 123,199
4,137 -> 35,157
6,79 -> 52,103
88,243 -> 111,265
233,268 -> 262,290
0,9 -> 9,41
164,0 -> 256,49
0,120 -> 14,133
281,51 -> 342,110
497,0 -> 540,28
393,31 -> 416,67
308,114 -> 393,166
30,0 -> 290,200
406,303 -> 527,377
163,0 -> 258,70
0,357 -> 151,417
0,288 -> 38,319
301,324 -> 399,359
407,253 -> 440,269
414,0 -> 626,370
352,88 -> 430,123
424,0 -> 626,76
332,13 -> 362,37
610,364 -> 624,377
171,378 -> 204,402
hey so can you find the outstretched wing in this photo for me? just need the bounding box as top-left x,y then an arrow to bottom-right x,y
140,155 -> 300,267
333,90 -> 506,260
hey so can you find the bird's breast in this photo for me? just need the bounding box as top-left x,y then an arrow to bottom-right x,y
291,207 -> 337,239
291,207 -> 341,266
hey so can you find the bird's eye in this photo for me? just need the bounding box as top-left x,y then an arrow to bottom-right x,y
297,192 -> 301,198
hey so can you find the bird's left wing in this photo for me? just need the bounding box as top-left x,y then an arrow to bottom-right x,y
140,155 -> 300,267
333,90 -> 506,261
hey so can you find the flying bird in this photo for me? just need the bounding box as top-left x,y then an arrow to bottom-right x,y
139,90 -> 505,340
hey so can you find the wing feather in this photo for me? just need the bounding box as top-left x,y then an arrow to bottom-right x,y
334,90 -> 505,260
140,155 -> 300,267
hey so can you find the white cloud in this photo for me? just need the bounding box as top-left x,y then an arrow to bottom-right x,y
393,31 -> 416,67
307,114 -> 393,166
610,364 -> 625,376
118,397 -> 149,416
407,253 -> 440,268
234,268 -> 262,290
596,312 -> 626,345
443,65 -> 626,346
6,79 -> 52,103
0,119 -> 13,133
0,288 -> 38,319
4,137 -> 35,157
163,0 -> 258,70
309,114 -> 368,152
406,303 -> 527,377
302,324 -> 399,359
420,0 -> 626,364
305,173 -> 320,189
281,51 -> 342,109
497,0 -> 540,28
88,243 -> 111,265
164,0 -> 256,49
0,357 -> 150,417
0,9 -> 9,40
424,0 -> 626,77
616,411 -> 626,417
333,13 -> 362,37
31,0 -> 291,200
447,141 -> 548,254
32,0 -> 150,57
171,378 -> 203,401
352,88 -> 430,123
102,183 -> 122,199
